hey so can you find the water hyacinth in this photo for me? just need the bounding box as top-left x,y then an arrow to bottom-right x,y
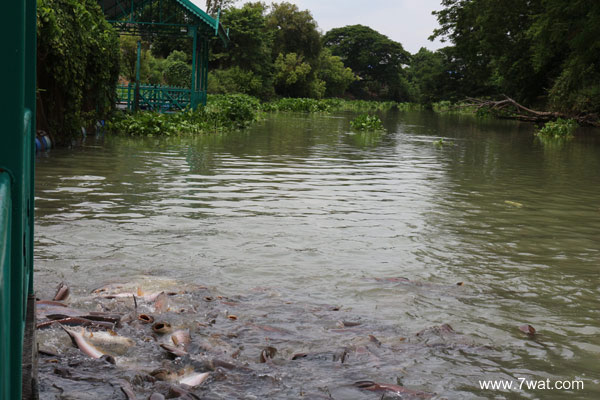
108,94 -> 261,136
536,118 -> 578,139
350,114 -> 385,131
108,95 -> 406,136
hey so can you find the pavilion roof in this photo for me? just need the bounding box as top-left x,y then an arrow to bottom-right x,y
96,0 -> 229,44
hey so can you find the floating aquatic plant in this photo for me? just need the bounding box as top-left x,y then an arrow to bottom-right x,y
536,118 -> 577,139
350,114 -> 384,131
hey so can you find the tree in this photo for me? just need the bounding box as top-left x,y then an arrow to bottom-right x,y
317,48 -> 356,97
205,0 -> 237,15
430,0 -> 544,104
407,48 -> 445,106
210,2 -> 274,98
120,36 -> 150,83
430,0 -> 600,116
273,53 -> 315,98
528,0 -> 600,114
266,2 -> 322,65
323,25 -> 410,100
265,3 -> 325,98
212,3 -> 272,73
208,67 -> 263,97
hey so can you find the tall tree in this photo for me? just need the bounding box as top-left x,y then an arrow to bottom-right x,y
431,0 -> 544,103
323,25 -> 410,100
430,0 -> 600,114
317,48 -> 356,98
266,2 -> 322,65
205,0 -> 237,15
528,0 -> 600,113
212,2 -> 272,74
209,2 -> 274,98
407,48 -> 446,106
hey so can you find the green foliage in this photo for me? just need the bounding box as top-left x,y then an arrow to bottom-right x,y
262,98 -> 331,113
208,67 -> 265,97
205,0 -> 237,15
110,94 -> 409,137
37,0 -> 119,144
350,114 -> 385,131
159,50 -> 193,88
433,138 -> 454,147
120,36 -> 143,82
265,1 -> 323,99
109,94 -> 260,136
530,1 -> 600,114
164,61 -> 191,88
212,2 -> 273,74
146,55 -> 168,85
267,2 -> 322,65
273,53 -> 319,98
431,0 -> 543,102
431,0 -> 600,115
406,48 -> 447,106
166,50 -> 189,64
536,118 -> 577,139
317,48 -> 357,97
261,98 -> 403,113
206,94 -> 261,128
323,25 -> 411,101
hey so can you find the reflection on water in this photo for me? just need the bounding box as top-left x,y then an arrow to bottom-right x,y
35,111 -> 600,398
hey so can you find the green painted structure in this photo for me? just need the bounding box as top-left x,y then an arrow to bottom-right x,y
97,0 -> 229,111
0,0 -> 37,398
0,2 -> 226,397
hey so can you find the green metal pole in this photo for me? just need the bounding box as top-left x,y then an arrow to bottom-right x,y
0,0 -> 32,398
25,0 -> 36,298
196,37 -> 206,105
190,26 -> 198,109
202,37 -> 209,105
134,40 -> 141,112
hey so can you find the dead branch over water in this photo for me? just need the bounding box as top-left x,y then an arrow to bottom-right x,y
458,95 -> 600,127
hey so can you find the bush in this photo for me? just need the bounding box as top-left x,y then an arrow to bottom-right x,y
205,94 -> 261,128
164,61 -> 191,88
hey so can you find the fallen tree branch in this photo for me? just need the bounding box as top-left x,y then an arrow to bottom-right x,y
459,95 -> 599,127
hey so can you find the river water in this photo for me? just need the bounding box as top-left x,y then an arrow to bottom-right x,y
35,111 -> 600,399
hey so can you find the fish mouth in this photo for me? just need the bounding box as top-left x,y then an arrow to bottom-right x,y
138,314 -> 154,324
152,322 -> 172,334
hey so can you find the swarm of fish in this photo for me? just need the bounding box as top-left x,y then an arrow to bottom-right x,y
35,277 -> 513,399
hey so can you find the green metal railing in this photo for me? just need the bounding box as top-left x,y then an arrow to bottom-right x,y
0,0 -> 37,399
117,84 -> 203,112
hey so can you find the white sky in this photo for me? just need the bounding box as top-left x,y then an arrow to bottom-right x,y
192,0 -> 445,54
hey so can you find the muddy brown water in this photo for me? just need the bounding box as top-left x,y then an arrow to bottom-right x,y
35,111 -> 600,399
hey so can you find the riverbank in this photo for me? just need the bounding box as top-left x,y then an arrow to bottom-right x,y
108,95 -> 595,140
107,95 -> 419,137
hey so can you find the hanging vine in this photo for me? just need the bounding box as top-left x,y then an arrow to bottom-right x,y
37,0 -> 120,144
